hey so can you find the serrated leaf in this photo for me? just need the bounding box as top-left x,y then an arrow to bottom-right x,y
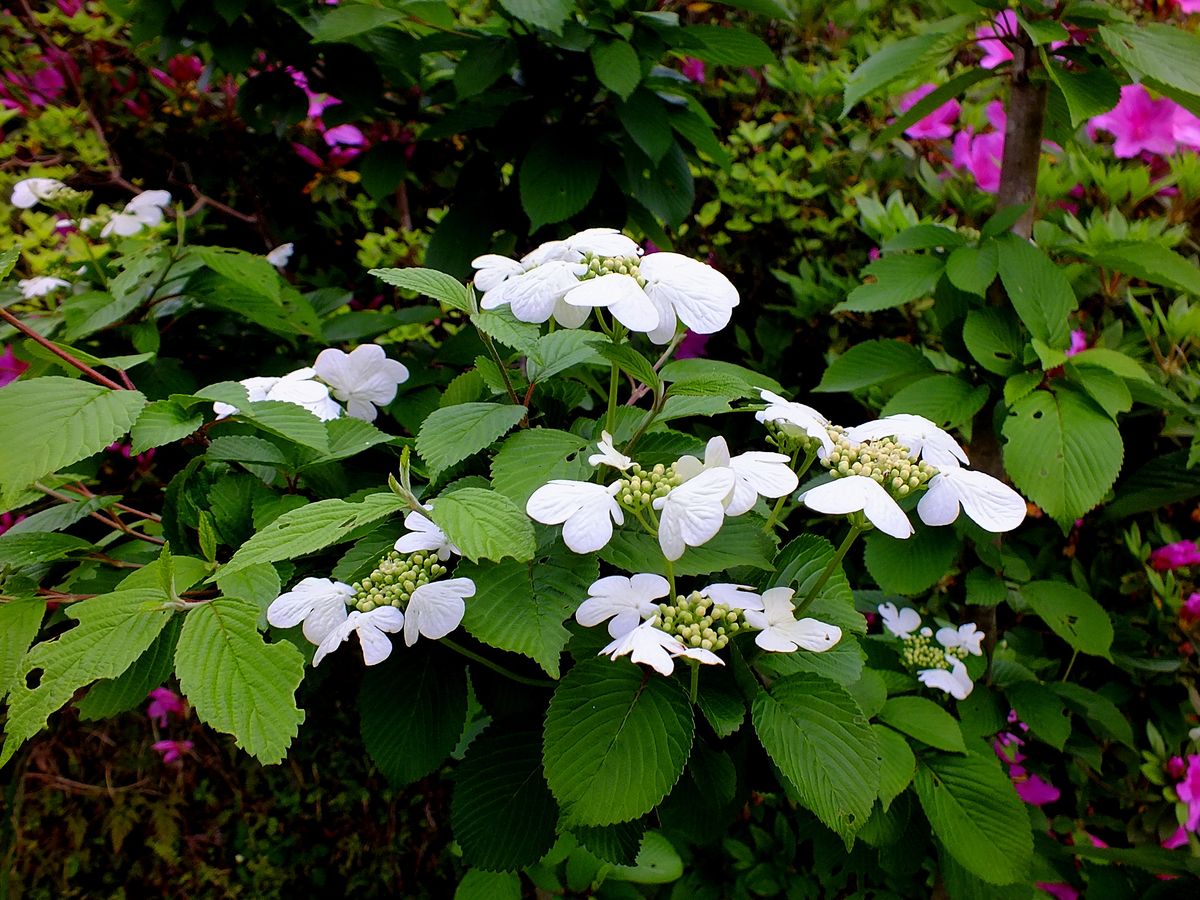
207,435 -> 287,466
429,487 -> 536,563
1050,682 -> 1133,748
455,870 -> 522,900
130,400 -> 204,453
519,132 -> 602,230
962,308 -> 1025,376
498,0 -> 573,33
608,830 -> 684,884
592,40 -> 641,99
309,4 -> 403,41
175,597 -> 304,764
864,522 -> 961,596
452,727 -> 558,870
543,658 -> 694,826
2,495 -> 116,536
996,235 -> 1076,349
454,40 -> 515,99
0,378 -> 146,506
914,752 -> 1033,885
0,598 -> 44,705
1068,347 -> 1152,383
417,402 -> 526,475
945,243 -> 999,296
696,667 -> 746,737
881,375 -> 989,432
618,89 -> 674,163
879,696 -> 967,753
359,646 -> 467,784
528,329 -> 605,382
370,266 -> 473,313
1,589 -> 173,766
1006,681 -> 1070,751
815,339 -> 933,393
843,30 -> 954,115
0,532 -> 93,568
836,255 -> 945,314
1100,23 -> 1200,115
874,724 -> 915,812
76,619 -> 181,720
1020,580 -> 1113,659
491,428 -> 591,506
1046,60 -> 1119,128
239,400 -> 330,453
752,673 -> 880,840
681,24 -> 775,66
601,514 -> 777,577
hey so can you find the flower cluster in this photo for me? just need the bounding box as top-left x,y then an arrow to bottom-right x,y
878,602 -> 983,700
212,343 -> 409,424
266,509 -> 472,666
12,177 -> 174,238
472,228 -> 739,345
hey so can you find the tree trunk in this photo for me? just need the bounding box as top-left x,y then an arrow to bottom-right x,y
997,29 -> 1048,239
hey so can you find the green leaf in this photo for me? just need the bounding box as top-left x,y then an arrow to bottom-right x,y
1067,347 -> 1151,383
574,821 -> 646,866
498,0 -> 573,34
0,598 -> 44,705
1002,389 -> 1123,524
369,266 -> 473,314
882,224 -> 967,252
175,597 -> 304,764
543,658 -> 694,826
527,329 -> 605,382
1020,580 -> 1113,659
864,523 -> 961,596
491,428 -> 591,507
191,246 -> 281,302
359,647 -> 467,784
595,342 -> 663,396
880,375 -> 989,432
0,378 -> 146,506
1,589 -> 173,767
239,400 -> 330,453
130,400 -> 204,453
452,727 -> 558,870
618,89 -> 674,164
962,308 -> 1025,376
601,514 -> 777,577
751,673 -> 880,840
309,4 -> 403,41
668,106 -> 731,171
2,495 -> 116,536
696,668 -> 746,738
472,308 -> 541,355
815,339 -> 933,393
1006,681 -> 1070,751
1050,682 -> 1133,748
592,39 -> 641,100
520,132 -> 602,230
1100,23 -> 1200,115
996,234 -> 1076,349
0,246 -> 18,279
879,696 -> 967,753
1087,241 -> 1200,297
874,724 -> 915,812
914,752 -> 1033,885
457,539 -> 596,677
1067,362 -> 1131,419
1102,449 -> 1200,520
76,619 -> 181,720
1045,60 -> 1119,128
945,243 -> 999,296
429,488 -> 536,563
455,870 -> 521,900
417,402 -> 527,475
842,30 -> 955,116
680,25 -> 775,66
454,40 -> 515,99
836,255 -> 945,313
607,831 -> 684,884
0,532 -> 92,568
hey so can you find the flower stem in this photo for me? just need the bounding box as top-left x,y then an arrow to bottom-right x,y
0,308 -> 126,390
441,638 -> 556,688
664,556 -> 676,601
476,329 -> 520,406
606,361 -> 620,435
689,659 -> 699,704
794,525 -> 863,616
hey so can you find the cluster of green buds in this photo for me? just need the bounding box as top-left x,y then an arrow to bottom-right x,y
348,550 -> 448,613
615,463 -> 683,511
649,591 -> 748,652
580,252 -> 646,288
899,631 -> 953,672
821,427 -> 937,498
762,419 -> 821,458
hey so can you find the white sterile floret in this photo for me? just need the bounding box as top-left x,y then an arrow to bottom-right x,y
394,505 -> 459,561
266,242 -> 294,269
527,480 -> 624,554
562,272 -> 659,332
675,436 -> 798,518
743,587 -> 842,653
12,177 -> 68,209
313,343 -> 409,422
917,467 -> 1026,533
313,607 -> 405,666
639,252 -> 740,345
101,189 -> 172,238
918,657 -> 974,700
18,276 -> 70,299
846,414 -> 969,469
266,577 -> 354,644
600,620 -> 722,676
213,367 -> 341,421
936,623 -> 985,656
698,583 -> 764,611
588,430 -> 632,470
755,389 -> 835,458
800,475 -> 914,539
576,573 -> 670,637
403,578 -> 474,646
878,602 -> 921,639
653,466 -> 736,561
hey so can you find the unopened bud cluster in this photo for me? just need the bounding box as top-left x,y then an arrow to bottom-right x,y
763,419 -> 817,457
821,428 -> 937,497
581,252 -> 646,288
616,463 -> 683,510
349,550 -> 447,612
650,590 -> 746,651
900,632 -> 952,671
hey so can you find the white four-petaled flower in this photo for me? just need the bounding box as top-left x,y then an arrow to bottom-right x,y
755,389 -> 835,458
12,177 -> 69,209
917,466 -> 1026,533
18,276 -> 70,299
394,505 -> 459,561
918,657 -> 974,700
575,573 -> 670,637
313,343 -> 409,422
847,414 -> 969,470
314,607 -> 405,666
599,620 -> 722,676
800,475 -> 914,539
266,577 -> 354,644
743,587 -> 842,653
698,583 -> 764,611
212,367 -> 341,421
526,480 -> 624,554
653,466 -> 736,561
676,435 -> 798,517
266,242 -> 294,268
878,602 -> 921,638
639,251 -> 740,345
588,430 -> 632,470
403,578 -> 474,646
101,189 -> 173,238
936,623 -> 985,656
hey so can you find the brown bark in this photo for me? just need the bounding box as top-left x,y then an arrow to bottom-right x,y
997,29 -> 1048,239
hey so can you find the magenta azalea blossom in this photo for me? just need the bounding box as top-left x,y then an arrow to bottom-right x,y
1090,85 -> 1179,158
1163,826 -> 1190,849
681,57 -> 705,84
1174,105 -> 1200,151
151,739 -> 194,764
1035,884 -> 1078,900
1182,593 -> 1200,624
895,84 -> 960,140
675,330 -> 710,360
1012,769 -> 1060,805
1177,754 -> 1200,831
952,128 -> 1005,193
0,346 -> 27,387
1150,540 -> 1200,571
1066,330 -> 1088,357
147,687 -> 185,728
1175,0 -> 1200,14
976,10 -> 1017,69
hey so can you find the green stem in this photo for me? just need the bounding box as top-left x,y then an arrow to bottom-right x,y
606,361 -> 620,435
441,638 -> 556,688
762,494 -> 789,533
477,329 -> 521,406
794,525 -> 863,616
1060,648 -> 1079,683
664,556 -> 676,601
689,660 -> 699,704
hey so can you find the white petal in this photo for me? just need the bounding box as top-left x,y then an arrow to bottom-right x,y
404,578 -> 473,646
356,606 -> 405,665
563,275 -> 658,333
787,618 -> 843,652
879,603 -> 922,638
654,467 -> 736,561
483,261 -> 580,323
917,475 -> 962,527
801,475 -> 913,539
640,253 -> 739,334
600,623 -> 680,676
527,480 -> 610,525
699,583 -> 763,611
588,431 -> 633,470
266,243 -> 294,268
551,296 -> 591,328
917,658 -> 973,699
302,597 -> 351,645
471,254 -> 523,292
673,646 -> 724,666
643,283 -> 679,345
312,614 -> 359,667
847,414 -> 969,468
754,628 -> 801,653
565,227 -> 641,257
947,468 -> 1027,533
561,499 -> 619,553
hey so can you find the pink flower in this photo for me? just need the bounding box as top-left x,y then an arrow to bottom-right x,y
952,128 -> 1005,193
1089,85 -> 1179,159
1066,330 -> 1088,357
1168,756 -> 1188,780
1174,0 -> 1200,14
147,687 -> 185,728
895,84 -> 960,140
56,0 -> 84,13
0,346 -> 27,387
1036,884 -> 1078,900
675,331 -> 709,360
1163,826 -> 1189,849
1174,106 -> 1200,151
151,739 -> 194,764
1012,767 -> 1060,805
292,142 -> 325,168
1181,593 -> 1200,624
1150,540 -> 1200,571
166,55 -> 204,85
681,57 -> 706,84
0,511 -> 26,536
1176,754 -> 1200,831
976,10 -> 1017,69
868,246 -> 881,261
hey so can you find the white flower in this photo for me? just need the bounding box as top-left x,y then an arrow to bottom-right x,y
480,259 -> 586,326
936,623 -> 985,656
588,430 -> 632,470
743,587 -> 842,653
800,475 -> 914,539
639,252 -> 740,345
313,344 -> 409,422
917,657 -> 974,700
755,390 -> 835,458
266,242 -> 294,268
313,607 -> 405,666
11,177 -> 68,209
599,620 -> 722,676
403,578 -> 474,646
576,573 -> 670,637
394,505 -> 459,561
527,480 -> 624,553
917,467 -> 1026,533
266,577 -> 354,644
878,602 -> 921,638
676,436 -> 798,517
100,189 -> 172,238
698,583 -> 764,611
561,272 -> 659,333
472,254 -> 525,292
18,276 -> 70,299
653,466 -> 736,561
213,367 -> 341,421
846,414 -> 969,469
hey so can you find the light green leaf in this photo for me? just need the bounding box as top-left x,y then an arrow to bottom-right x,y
2,495 -> 116,536
455,870 -> 522,900
1100,23 -> 1200,115
1067,347 -> 1152,383
429,487 -> 536,563
76,619 -> 181,719
0,378 -> 146,506
0,598 -> 44,705
417,402 -> 527,475
191,246 -> 281,302
239,400 -> 330,453
1020,580 -> 1113,659
659,358 -> 783,395
864,521 -> 962,596
881,375 -> 989,432
962,308 -> 1025,376
528,329 -> 605,382
836,255 -> 945,313
596,342 -> 664,396
914,752 -> 1033,885
498,0 -> 573,34
945,243 -> 999,296
520,133 -> 602,230
1067,363 -> 1131,420
1045,60 -> 1119,128
0,532 -> 93,568
879,695 -> 967,753
543,658 -> 694,826
874,724 -> 915,812
996,234 -> 1076,349
592,40 -> 641,100
608,831 -> 684,884
681,24 -> 775,66
491,428 -> 591,507
815,339 -> 934,393
752,672 -> 880,840
842,30 -> 956,116
472,307 -> 541,355
175,597 -> 305,764
130,400 -> 204,453
208,435 -> 287,467
1089,240 -> 1200,296
369,266 -> 473,314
